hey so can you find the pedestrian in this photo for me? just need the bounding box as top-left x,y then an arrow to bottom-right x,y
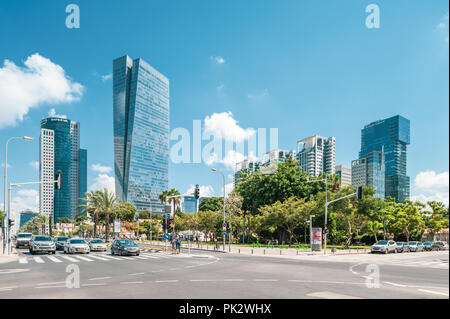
176,236 -> 181,254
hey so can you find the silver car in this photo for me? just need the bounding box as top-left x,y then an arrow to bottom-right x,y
29,235 -> 56,255
371,240 -> 398,254
15,233 -> 33,248
88,239 -> 107,252
408,241 -> 424,252
64,238 -> 90,254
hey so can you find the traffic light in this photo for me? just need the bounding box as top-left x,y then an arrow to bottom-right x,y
357,186 -> 363,200
8,219 -> 14,228
194,184 -> 200,200
55,171 -> 62,190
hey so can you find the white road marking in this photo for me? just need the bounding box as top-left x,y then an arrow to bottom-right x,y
61,256 -> 79,262
418,289 -> 449,297
253,279 -> 278,282
46,256 -> 62,263
141,254 -> 160,259
155,280 -> 179,283
383,281 -> 407,288
307,291 -> 362,299
89,277 -> 112,281
223,279 -> 244,282
134,256 -> 149,260
73,255 -> 93,262
35,285 -> 66,289
36,281 -> 65,286
88,255 -> 109,261
128,272 -> 145,276
33,256 -> 45,263
190,279 -> 217,282
102,255 -> 124,260
82,283 -> 107,287
120,281 -> 144,284
19,257 -> 28,264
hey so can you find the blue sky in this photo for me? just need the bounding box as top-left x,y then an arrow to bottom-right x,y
0,0 -> 448,216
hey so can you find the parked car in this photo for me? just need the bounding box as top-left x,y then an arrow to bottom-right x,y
432,241 -> 449,251
371,240 -> 397,254
54,236 -> 69,250
111,239 -> 140,256
423,241 -> 435,251
88,239 -> 107,252
15,233 -> 33,248
29,235 -> 56,255
408,241 -> 424,252
64,238 -> 90,254
396,242 -> 408,253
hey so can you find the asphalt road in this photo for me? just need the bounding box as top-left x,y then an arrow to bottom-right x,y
0,247 -> 448,299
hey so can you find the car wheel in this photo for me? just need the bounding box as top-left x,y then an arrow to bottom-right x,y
136,253 -> 140,256
111,249 -> 114,255
384,249 -> 388,254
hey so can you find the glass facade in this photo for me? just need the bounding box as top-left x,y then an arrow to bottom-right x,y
79,149 -> 87,215
360,115 -> 410,202
182,196 -> 198,213
113,55 -> 169,213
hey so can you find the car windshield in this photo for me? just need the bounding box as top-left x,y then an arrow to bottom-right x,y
376,241 -> 388,245
396,243 -> 403,246
17,234 -> 32,238
69,239 -> 86,244
118,240 -> 136,247
408,242 -> 417,245
90,240 -> 104,244
424,242 -> 432,245
34,236 -> 51,241
57,237 -> 69,241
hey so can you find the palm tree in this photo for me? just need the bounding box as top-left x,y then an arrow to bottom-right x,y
95,188 -> 118,242
158,190 -> 170,206
78,190 -> 102,237
168,188 -> 181,234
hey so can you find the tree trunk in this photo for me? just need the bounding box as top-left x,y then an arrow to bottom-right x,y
374,231 -> 378,243
105,213 -> 110,242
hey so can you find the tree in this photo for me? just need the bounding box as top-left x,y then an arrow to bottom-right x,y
95,189 -> 118,242
78,190 -> 102,237
225,192 -> 244,243
167,188 -> 181,233
366,220 -> 383,242
113,201 -> 137,222
391,200 -> 426,242
199,197 -> 223,212
197,210 -> 221,241
425,201 -> 449,239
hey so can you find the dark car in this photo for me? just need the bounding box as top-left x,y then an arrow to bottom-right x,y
54,236 -> 69,250
111,239 -> 140,256
432,241 -> 449,251
423,241 -> 435,251
396,242 -> 408,253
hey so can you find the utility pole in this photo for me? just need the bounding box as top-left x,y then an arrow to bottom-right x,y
309,215 -> 315,252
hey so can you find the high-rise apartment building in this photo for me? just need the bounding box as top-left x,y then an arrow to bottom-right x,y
359,115 -> 410,202
113,55 -> 169,213
40,117 -> 87,223
335,165 -> 352,187
296,135 -> 335,177
351,151 -> 385,199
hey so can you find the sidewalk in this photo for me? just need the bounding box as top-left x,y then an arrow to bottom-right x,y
0,239 -> 19,264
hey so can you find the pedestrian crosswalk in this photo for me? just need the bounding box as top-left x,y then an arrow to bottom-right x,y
17,253 -> 178,265
387,258 -> 449,269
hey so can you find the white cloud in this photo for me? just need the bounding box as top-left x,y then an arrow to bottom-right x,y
204,112 -> 255,142
436,12 -> 449,44
0,53 -> 84,128
90,164 -> 112,173
185,184 -> 215,198
29,161 -> 39,170
48,108 -> 67,119
411,171 -> 449,207
101,73 -> 112,82
10,188 -> 39,216
247,88 -> 269,101
1,163 -> 11,169
221,150 -> 247,169
221,183 -> 234,198
89,174 -> 115,192
211,56 -> 225,64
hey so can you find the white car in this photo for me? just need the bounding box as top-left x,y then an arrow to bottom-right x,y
64,238 -> 90,254
371,240 -> 398,254
88,239 -> 107,252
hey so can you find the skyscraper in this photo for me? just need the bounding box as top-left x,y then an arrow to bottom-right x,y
296,135 -> 336,177
351,151 -> 385,199
335,165 -> 352,187
359,115 -> 410,202
182,196 -> 198,213
40,117 -> 87,223
113,55 -> 169,213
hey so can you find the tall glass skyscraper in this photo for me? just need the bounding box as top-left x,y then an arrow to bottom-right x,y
359,115 -> 410,202
40,117 -> 87,223
113,55 -> 169,213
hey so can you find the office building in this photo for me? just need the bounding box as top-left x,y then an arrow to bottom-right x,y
40,117 -> 87,223
335,165 -> 352,187
182,196 -> 198,213
18,210 -> 39,230
296,135 -> 336,177
113,55 -> 169,212
360,115 -> 410,202
351,150 -> 385,199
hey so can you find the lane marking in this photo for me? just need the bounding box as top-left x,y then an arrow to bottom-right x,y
61,256 -> 79,262
418,289 -> 449,297
120,281 -> 144,284
223,279 -> 244,282
307,291 -> 362,299
89,277 -> 112,281
72,255 -> 93,262
33,256 -> 45,263
102,255 -> 124,260
190,279 -> 217,282
155,280 -> 178,283
134,256 -> 149,260
141,254 -> 160,259
383,281 -> 407,288
19,257 -> 28,264
36,281 -> 65,286
82,283 -> 107,287
35,285 -> 67,289
47,256 -> 62,263
253,279 -> 278,282
88,255 -> 109,261
128,272 -> 145,276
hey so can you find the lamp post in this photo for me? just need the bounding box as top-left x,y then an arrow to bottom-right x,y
211,168 -> 226,251
3,136 -> 33,254
306,173 -> 328,254
309,214 -> 315,252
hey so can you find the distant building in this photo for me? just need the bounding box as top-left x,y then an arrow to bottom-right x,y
335,165 -> 352,187
182,196 -> 198,213
40,117 -> 87,224
113,55 -> 169,213
351,150 -> 385,199
360,115 -> 410,202
19,210 -> 39,230
296,135 -> 336,177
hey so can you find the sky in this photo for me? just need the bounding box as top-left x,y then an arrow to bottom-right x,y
0,0 -> 448,220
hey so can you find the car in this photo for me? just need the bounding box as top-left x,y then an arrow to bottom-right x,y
408,241 -> 424,252
395,242 -> 408,253
423,241 -> 435,251
432,241 -> 449,251
15,233 -> 33,248
88,239 -> 107,252
64,238 -> 90,254
111,239 -> 140,256
29,235 -> 56,255
54,236 -> 70,250
371,240 -> 398,254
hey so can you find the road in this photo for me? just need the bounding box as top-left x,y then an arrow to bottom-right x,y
0,247 -> 448,299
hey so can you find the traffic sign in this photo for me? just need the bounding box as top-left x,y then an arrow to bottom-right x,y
222,230 -> 226,235
223,222 -> 227,227
164,233 -> 169,239
166,213 -> 171,219
222,227 -> 227,231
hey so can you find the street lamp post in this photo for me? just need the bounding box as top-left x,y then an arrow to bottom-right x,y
306,174 -> 328,254
3,136 -> 33,254
309,214 -> 315,252
211,168 -> 226,251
